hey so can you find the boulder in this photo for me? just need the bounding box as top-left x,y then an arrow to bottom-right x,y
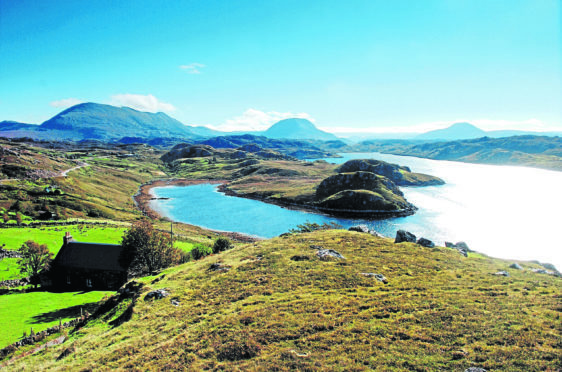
445,241 -> 470,257
395,230 -> 416,243
316,249 -> 345,260
465,368 -> 487,372
348,225 -> 371,233
509,263 -> 523,270
417,237 -> 435,248
493,271 -> 510,277
360,272 -> 388,284
532,268 -> 555,275
170,300 -> 180,306
144,289 -> 170,301
208,263 -> 231,272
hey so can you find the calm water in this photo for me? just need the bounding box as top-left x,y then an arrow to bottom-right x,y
150,153 -> 562,269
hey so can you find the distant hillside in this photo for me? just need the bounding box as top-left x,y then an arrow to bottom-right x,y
197,134 -> 337,159
263,118 -> 338,141
355,135 -> 562,171
0,121 -> 37,131
0,103 -> 221,141
415,122 -> 487,140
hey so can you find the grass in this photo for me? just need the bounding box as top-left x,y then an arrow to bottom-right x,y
5,230 -> 560,370
0,258 -> 20,281
0,290 -> 113,348
0,225 -> 127,255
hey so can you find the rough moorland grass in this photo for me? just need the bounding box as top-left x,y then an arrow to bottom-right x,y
0,290 -> 113,348
6,230 -> 560,371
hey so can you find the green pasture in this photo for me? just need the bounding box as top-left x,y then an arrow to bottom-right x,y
0,290 -> 113,348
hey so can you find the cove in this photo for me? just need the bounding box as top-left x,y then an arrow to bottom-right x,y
150,152 -> 562,270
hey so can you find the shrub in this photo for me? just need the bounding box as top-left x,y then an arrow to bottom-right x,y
288,221 -> 342,234
213,237 -> 233,254
190,244 -> 212,260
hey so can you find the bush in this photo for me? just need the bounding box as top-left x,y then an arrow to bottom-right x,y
190,244 -> 212,260
213,237 -> 233,254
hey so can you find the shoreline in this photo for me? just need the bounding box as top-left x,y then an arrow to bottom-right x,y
134,179 -> 260,243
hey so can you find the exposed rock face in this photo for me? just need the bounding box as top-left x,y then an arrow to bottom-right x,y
160,144 -> 214,162
509,263 -> 523,270
395,230 -> 416,243
316,171 -> 403,200
417,237 -> 435,248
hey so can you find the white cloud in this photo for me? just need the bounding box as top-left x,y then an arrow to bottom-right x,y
50,98 -> 83,109
109,94 -> 176,113
179,63 -> 205,74
212,108 -> 316,132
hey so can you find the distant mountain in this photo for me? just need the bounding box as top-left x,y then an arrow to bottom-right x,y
0,121 -> 37,131
262,118 -> 338,141
39,102 -> 221,141
415,122 -> 487,140
0,103 -> 221,141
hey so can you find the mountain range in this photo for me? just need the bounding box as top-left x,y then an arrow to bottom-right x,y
1,103 -> 560,143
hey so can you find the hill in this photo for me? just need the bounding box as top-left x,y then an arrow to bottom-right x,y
355,135 -> 562,171
3,229 -> 560,370
0,103 -> 221,142
415,122 -> 487,140
0,121 -> 37,131
263,118 -> 338,141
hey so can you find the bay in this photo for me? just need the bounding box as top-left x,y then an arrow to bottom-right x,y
150,153 -> 562,270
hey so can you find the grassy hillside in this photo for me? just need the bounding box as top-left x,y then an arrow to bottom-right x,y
355,136 -> 562,171
4,230 -> 560,370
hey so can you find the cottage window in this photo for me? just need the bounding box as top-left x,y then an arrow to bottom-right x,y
66,275 -> 71,285
86,278 -> 92,288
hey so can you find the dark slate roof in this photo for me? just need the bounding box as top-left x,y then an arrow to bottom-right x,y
55,241 -> 126,272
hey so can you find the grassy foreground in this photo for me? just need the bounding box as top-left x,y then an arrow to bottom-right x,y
0,290 -> 113,348
4,230 -> 560,370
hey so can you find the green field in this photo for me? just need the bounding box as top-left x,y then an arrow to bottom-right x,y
0,258 -> 20,281
0,225 -> 127,255
0,290 -> 113,348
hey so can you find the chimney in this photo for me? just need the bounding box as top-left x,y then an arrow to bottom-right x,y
63,232 -> 74,245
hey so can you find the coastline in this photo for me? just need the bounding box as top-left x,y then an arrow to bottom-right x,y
134,179 -> 260,243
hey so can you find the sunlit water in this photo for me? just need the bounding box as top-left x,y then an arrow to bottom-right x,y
150,152 -> 562,270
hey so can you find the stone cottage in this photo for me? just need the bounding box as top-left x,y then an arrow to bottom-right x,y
50,232 -> 127,290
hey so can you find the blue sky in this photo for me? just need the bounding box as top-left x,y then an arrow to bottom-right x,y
1,0 -> 560,133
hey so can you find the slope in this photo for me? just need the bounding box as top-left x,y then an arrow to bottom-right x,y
263,118 -> 338,141
4,230 -> 560,370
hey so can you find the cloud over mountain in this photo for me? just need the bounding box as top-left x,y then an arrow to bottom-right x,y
110,94 -> 175,113
215,108 -> 316,132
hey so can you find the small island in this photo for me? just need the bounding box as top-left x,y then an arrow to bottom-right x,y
159,144 -> 445,218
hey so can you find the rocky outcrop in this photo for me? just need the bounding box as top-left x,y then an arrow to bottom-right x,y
509,263 -> 523,270
160,144 -> 214,162
445,241 -> 470,257
417,237 -> 435,248
316,171 -> 403,199
348,225 -> 384,238
144,289 -> 170,300
317,190 -> 412,213
494,271 -> 510,276
317,249 -> 345,260
360,272 -> 388,284
395,230 -> 416,243
337,159 -> 444,186
338,159 -> 409,183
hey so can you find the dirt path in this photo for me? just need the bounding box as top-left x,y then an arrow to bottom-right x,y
59,161 -> 89,177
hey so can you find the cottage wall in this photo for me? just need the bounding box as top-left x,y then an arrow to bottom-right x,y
52,268 -> 126,290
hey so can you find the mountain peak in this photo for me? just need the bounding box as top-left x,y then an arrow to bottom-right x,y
264,118 -> 337,140
416,122 -> 486,140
